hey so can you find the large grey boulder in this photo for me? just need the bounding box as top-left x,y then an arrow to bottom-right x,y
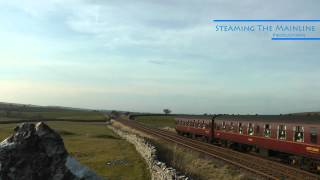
0,122 -> 104,180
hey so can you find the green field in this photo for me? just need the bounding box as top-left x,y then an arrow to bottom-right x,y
0,122 -> 150,180
135,116 -> 175,128
0,110 -> 107,121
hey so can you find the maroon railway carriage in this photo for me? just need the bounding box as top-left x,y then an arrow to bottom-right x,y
214,115 -> 320,159
175,116 -> 213,142
175,115 -> 320,171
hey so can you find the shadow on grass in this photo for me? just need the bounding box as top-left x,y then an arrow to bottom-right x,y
147,138 -> 201,179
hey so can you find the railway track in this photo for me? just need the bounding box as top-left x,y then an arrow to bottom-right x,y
117,119 -> 320,180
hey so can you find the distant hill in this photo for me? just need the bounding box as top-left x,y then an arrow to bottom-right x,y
290,112 -> 320,116
0,102 -> 107,122
0,102 -> 93,112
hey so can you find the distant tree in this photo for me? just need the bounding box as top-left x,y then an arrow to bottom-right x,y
163,109 -> 171,115
111,110 -> 120,119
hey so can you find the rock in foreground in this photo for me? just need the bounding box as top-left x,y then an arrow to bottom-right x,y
0,122 -> 104,180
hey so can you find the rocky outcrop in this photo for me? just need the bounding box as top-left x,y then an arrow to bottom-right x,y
0,122 -> 103,180
108,125 -> 188,180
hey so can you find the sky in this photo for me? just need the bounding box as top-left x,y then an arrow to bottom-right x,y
0,0 -> 320,114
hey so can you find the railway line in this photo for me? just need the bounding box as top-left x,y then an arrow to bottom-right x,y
117,118 -> 320,180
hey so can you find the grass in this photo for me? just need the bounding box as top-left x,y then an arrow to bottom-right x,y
149,138 -> 250,180
0,124 -> 16,139
0,122 -> 150,180
113,121 -> 252,180
0,111 -> 107,121
135,116 -> 175,128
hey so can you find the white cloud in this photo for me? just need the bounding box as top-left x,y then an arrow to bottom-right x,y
0,0 -> 320,113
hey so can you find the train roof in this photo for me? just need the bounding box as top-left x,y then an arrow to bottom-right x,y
175,115 -> 213,120
215,115 -> 320,124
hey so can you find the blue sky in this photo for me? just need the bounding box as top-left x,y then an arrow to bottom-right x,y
0,0 -> 320,114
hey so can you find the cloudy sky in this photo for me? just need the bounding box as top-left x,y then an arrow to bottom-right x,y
0,0 -> 320,114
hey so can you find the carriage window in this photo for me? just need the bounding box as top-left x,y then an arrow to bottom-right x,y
264,124 -> 271,137
239,123 -> 243,134
215,123 -> 220,130
193,120 -> 196,127
256,125 -> 260,135
278,125 -> 287,140
293,126 -> 304,142
248,123 -> 254,136
310,127 -> 317,144
222,121 -> 226,130
229,122 -> 234,131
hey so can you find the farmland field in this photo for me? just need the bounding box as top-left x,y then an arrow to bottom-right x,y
135,116 -> 175,128
0,110 -> 107,121
0,122 -> 150,180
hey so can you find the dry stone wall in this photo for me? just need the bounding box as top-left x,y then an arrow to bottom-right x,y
108,125 -> 189,180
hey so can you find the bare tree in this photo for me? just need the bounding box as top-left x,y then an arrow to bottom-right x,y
163,109 -> 171,115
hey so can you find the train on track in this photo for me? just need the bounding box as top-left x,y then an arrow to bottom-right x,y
174,114 -> 320,173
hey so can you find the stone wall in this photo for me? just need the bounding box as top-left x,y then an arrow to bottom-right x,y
108,125 -> 188,180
